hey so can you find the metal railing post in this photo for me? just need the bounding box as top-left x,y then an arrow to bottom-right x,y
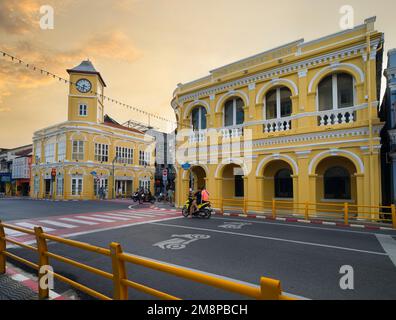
272,199 -> 276,219
110,242 -> 128,300
344,203 -> 349,225
259,277 -> 281,300
34,227 -> 50,300
391,204 -> 396,229
304,202 -> 309,220
243,198 -> 247,215
0,221 -> 6,274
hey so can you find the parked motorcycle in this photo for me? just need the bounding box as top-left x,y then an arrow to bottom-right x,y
182,198 -> 213,219
131,192 -> 155,204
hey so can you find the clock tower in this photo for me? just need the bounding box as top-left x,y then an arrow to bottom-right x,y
67,60 -> 106,123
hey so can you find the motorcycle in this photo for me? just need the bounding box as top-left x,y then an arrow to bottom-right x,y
131,192 -> 155,204
182,198 -> 213,219
132,192 -> 141,203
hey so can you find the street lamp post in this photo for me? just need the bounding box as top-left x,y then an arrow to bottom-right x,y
112,156 -> 118,199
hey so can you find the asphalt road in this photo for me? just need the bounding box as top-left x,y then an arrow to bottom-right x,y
0,199 -> 132,221
2,199 -> 396,300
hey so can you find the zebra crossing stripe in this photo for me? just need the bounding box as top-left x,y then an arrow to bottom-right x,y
15,222 -> 55,232
114,212 -> 144,219
4,229 -> 25,237
59,217 -> 98,225
39,220 -> 77,229
121,212 -> 156,218
103,213 -> 140,219
75,216 -> 116,223
91,214 -> 131,221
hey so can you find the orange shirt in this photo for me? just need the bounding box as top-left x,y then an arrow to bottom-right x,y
201,189 -> 209,201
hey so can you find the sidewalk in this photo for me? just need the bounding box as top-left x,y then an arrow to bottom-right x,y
0,265 -> 37,300
0,263 -> 73,300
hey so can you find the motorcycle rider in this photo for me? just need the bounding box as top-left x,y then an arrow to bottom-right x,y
189,187 -> 202,218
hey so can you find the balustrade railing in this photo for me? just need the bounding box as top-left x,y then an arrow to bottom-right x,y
317,106 -> 359,127
263,117 -> 292,133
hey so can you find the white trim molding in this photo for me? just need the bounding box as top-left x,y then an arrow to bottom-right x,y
215,90 -> 250,113
256,78 -> 298,104
308,149 -> 364,174
183,100 -> 211,118
308,63 -> 365,93
255,154 -> 299,176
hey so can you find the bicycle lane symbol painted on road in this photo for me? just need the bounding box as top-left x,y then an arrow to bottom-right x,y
218,222 -> 252,230
153,234 -> 211,250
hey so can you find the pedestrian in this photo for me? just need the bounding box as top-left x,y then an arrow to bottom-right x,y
99,186 -> 104,200
167,188 -> 174,206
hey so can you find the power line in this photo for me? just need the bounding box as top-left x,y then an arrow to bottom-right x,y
0,50 -> 183,129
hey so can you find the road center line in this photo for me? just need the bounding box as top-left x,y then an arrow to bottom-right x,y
152,222 -> 387,256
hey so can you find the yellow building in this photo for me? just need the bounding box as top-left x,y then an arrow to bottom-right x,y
172,17 -> 384,215
31,60 -> 155,200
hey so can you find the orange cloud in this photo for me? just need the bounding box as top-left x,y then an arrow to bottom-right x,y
0,30 -> 141,107
0,0 -> 73,34
0,0 -> 41,34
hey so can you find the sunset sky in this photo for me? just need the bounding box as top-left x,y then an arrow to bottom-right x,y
0,0 -> 395,148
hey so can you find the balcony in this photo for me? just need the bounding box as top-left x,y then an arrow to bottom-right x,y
220,127 -> 244,139
317,105 -> 358,127
263,116 -> 293,133
188,131 -> 206,143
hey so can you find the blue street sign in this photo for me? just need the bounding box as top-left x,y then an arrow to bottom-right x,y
90,171 -> 97,176
181,163 -> 191,170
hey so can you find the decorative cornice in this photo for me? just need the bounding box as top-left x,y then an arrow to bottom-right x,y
176,40 -> 380,104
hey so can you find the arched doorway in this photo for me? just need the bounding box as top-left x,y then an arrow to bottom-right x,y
221,164 -> 244,199
188,166 -> 207,192
261,160 -> 294,202
315,156 -> 357,204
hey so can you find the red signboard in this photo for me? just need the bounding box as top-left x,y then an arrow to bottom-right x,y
51,168 -> 56,177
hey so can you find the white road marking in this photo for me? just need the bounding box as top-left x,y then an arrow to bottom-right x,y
59,218 -> 98,225
152,222 -> 388,256
75,216 -> 116,223
91,214 -> 131,221
212,216 -> 396,236
123,212 -> 163,218
102,213 -> 140,219
132,210 -> 174,216
4,229 -> 25,237
114,212 -> 145,219
11,274 -> 29,282
39,220 -> 77,229
375,234 -> 396,268
15,222 -> 55,232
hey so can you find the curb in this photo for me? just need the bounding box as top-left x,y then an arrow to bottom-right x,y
215,212 -> 395,231
5,265 -> 72,300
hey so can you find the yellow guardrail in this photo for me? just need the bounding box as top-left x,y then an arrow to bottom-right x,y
209,198 -> 396,229
0,221 -> 295,300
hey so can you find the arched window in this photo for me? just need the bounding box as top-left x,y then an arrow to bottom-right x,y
274,169 -> 293,198
318,73 -> 354,111
191,106 -> 207,130
224,97 -> 244,127
265,87 -> 292,120
324,166 -> 351,200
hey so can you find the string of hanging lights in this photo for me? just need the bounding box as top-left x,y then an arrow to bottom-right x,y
0,50 -> 182,128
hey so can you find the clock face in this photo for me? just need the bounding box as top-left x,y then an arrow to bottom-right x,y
76,79 -> 92,93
